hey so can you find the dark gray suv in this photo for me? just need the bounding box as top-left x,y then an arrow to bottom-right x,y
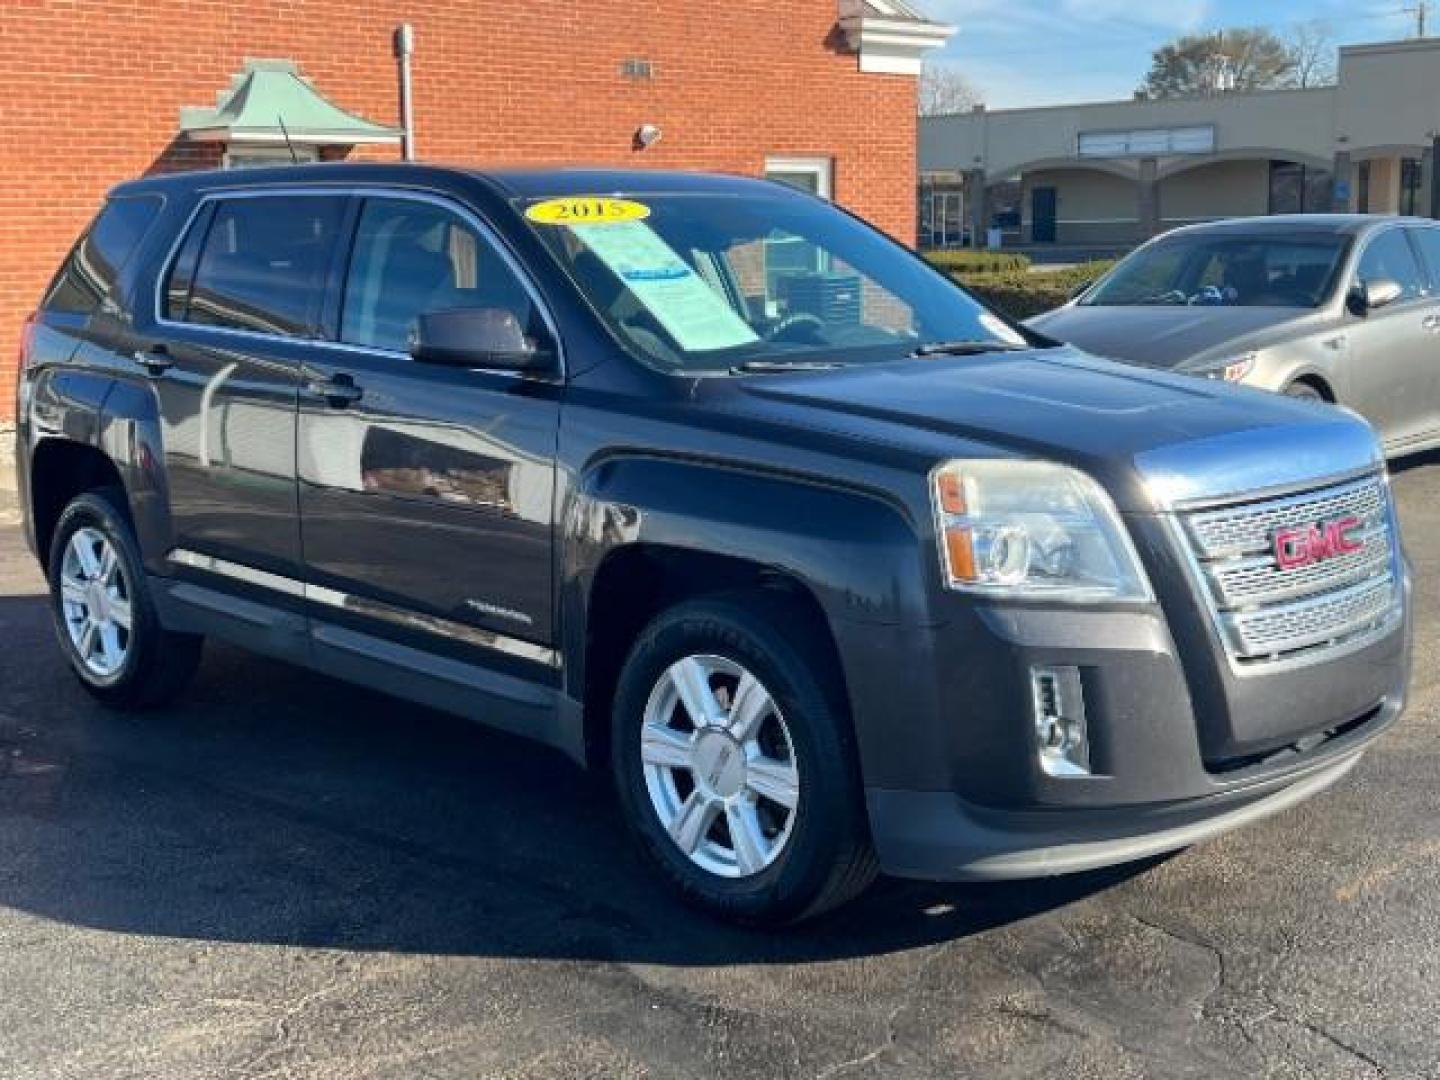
13,165 -> 1411,923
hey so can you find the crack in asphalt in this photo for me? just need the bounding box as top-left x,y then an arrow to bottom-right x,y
813,941 -> 955,1078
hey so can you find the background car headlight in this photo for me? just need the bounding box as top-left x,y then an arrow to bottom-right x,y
930,459 -> 1153,601
1198,352 -> 1257,383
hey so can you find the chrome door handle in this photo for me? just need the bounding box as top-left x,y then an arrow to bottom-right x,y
131,344 -> 173,377
307,373 -> 364,407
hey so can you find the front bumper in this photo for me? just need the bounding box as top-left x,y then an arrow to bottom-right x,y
868,739 -> 1367,880
835,562 -> 1410,883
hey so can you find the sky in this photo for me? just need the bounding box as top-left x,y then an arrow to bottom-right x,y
920,0 -> 1426,109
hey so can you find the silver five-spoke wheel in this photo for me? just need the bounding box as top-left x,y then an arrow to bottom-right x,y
58,526 -> 132,679
640,654 -> 800,879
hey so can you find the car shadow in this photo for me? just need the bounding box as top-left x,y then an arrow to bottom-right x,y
0,589 -> 1154,966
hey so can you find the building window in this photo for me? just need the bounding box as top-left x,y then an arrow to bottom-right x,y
1269,161 -> 1332,215
1401,158 -> 1424,216
223,145 -> 319,169
1078,126 -> 1214,159
763,157 -> 833,199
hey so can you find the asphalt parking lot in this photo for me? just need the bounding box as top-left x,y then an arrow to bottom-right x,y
1,459 -> 1439,1080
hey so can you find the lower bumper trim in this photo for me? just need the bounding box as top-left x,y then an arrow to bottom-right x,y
867,750 -> 1361,882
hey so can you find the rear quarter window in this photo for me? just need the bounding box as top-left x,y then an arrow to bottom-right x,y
43,195 -> 163,315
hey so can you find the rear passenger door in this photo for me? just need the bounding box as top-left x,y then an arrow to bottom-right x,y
140,192 -> 347,584
296,193 -> 561,678
1344,226 -> 1437,449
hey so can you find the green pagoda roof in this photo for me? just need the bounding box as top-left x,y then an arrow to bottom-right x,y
180,59 -> 401,145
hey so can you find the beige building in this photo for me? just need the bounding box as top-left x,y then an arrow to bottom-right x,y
919,38 -> 1440,249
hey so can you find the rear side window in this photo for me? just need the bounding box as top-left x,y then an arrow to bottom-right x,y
44,195 -> 162,315
174,196 -> 345,336
1356,230 -> 1426,304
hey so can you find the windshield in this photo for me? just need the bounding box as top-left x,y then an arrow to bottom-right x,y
520,191 -> 1026,372
1082,232 -> 1348,309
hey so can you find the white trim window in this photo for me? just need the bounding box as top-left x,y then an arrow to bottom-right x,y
764,157 -> 834,200
223,145 -> 320,169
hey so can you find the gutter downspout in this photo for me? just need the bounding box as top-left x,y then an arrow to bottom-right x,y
394,24 -> 416,161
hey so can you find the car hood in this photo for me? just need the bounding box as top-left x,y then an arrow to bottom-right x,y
733,347 -> 1381,512
1027,305 -> 1311,370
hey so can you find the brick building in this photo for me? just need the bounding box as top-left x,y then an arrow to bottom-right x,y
0,0 -> 953,419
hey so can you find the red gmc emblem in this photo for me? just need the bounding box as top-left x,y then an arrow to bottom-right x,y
1272,516 -> 1364,571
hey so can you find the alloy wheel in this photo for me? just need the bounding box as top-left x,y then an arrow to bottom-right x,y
640,654 -> 801,878
58,526 -> 133,679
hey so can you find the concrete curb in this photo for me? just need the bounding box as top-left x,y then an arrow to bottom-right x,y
0,424 -> 15,495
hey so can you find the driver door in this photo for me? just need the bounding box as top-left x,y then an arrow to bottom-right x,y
297,193 -> 561,678
1344,227 -> 1437,449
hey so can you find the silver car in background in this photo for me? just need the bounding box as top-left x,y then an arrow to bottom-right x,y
1030,215 -> 1440,458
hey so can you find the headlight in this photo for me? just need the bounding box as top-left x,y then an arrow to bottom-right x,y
1197,352 -> 1257,383
930,459 -> 1153,601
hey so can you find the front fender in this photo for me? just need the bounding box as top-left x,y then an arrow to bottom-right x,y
560,453 -> 946,787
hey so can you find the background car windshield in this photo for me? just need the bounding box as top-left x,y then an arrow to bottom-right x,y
1082,233 -> 1348,309
522,191 -> 1020,372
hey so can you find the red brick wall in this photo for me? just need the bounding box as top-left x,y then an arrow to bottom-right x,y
0,1 -> 919,419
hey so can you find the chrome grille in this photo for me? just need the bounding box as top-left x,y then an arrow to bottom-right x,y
1179,474 -> 1401,664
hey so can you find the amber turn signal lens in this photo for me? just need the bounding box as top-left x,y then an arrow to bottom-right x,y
936,471 -> 967,515
943,525 -> 977,583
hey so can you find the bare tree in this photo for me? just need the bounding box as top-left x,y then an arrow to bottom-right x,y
1140,27 -> 1298,97
919,62 -> 983,117
1288,20 -> 1337,88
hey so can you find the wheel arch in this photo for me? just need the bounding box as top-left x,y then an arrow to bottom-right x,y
564,453 -> 930,773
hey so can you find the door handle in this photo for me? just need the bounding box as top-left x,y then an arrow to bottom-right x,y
307,373 -> 364,407
131,344 -> 173,377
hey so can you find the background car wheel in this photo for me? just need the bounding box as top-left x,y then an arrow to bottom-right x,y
1284,381 -> 1325,402
611,594 -> 877,925
47,488 -> 202,709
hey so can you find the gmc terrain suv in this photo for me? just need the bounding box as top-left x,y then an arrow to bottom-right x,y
14,165 -> 1411,924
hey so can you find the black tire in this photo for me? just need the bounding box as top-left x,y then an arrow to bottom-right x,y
611,594 -> 877,925
1284,381 -> 1325,402
47,488 -> 203,709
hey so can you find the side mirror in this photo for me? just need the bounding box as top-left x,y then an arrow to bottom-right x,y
411,308 -> 556,372
1348,278 -> 1404,316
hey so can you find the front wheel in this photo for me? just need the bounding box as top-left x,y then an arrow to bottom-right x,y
1284,381 -> 1325,402
611,596 -> 877,924
48,489 -> 202,709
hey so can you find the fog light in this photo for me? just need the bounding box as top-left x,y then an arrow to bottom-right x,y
1031,666 -> 1090,777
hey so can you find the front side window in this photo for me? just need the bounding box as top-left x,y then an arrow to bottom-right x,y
341,198 -> 540,354
521,190 -> 1023,373
44,195 -> 163,315
178,195 -> 345,336
1083,232 -> 1348,309
1356,230 -> 1426,304
1407,228 -> 1440,293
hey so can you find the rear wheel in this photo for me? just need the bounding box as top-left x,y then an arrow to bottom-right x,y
611,596 -> 877,924
48,489 -> 202,709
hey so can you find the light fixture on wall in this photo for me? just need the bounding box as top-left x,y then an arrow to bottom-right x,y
634,124 -> 662,150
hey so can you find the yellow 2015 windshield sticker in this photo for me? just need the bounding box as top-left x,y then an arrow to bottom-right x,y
525,197 -> 651,225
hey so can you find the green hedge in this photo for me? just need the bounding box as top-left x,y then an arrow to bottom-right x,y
951,261 -> 1118,321
923,250 -> 1032,276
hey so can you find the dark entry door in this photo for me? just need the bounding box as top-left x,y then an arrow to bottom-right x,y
1031,187 -> 1058,244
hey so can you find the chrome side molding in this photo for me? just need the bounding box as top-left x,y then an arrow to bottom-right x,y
167,548 -> 561,669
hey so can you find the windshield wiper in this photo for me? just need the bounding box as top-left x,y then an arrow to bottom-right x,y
909,339 -> 1028,358
730,359 -> 849,374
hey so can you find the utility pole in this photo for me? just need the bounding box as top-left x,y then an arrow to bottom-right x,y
1404,1 -> 1430,38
